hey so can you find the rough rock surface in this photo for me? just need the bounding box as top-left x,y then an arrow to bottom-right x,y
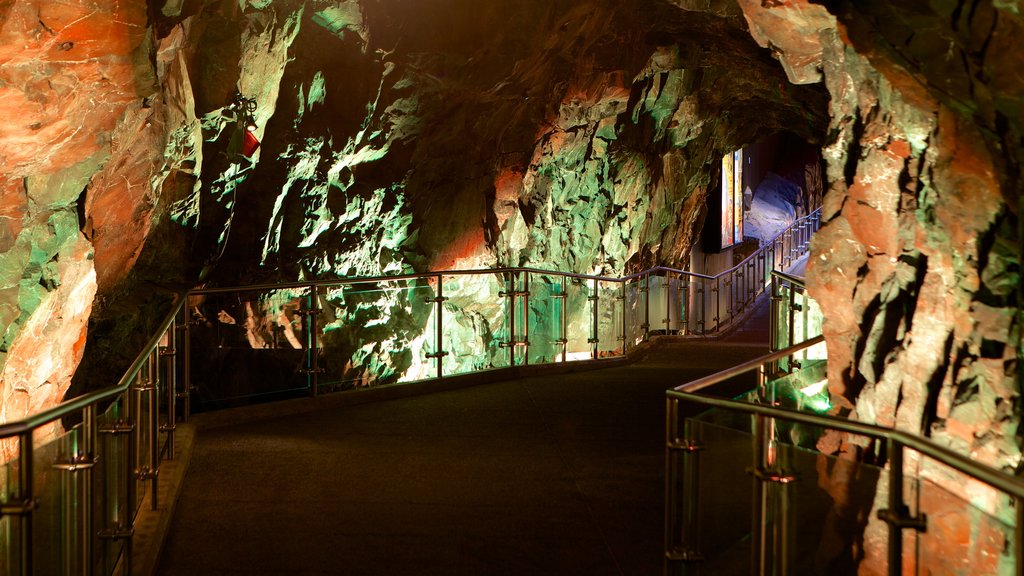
740,1 -> 1022,573
0,1 -> 1020,572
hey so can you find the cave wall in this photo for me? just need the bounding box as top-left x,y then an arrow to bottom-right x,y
0,2 -> 1020,569
2,0 -> 831,412
739,1 -> 1022,572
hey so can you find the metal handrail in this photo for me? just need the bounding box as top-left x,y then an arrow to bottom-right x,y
0,204 -> 822,574
665,337 -> 1024,576
770,269 -> 806,288
189,208 -> 822,295
0,296 -> 186,439
667,336 -> 1024,497
672,335 -> 825,394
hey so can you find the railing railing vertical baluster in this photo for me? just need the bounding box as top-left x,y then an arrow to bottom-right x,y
182,303 -> 192,422
163,319 -> 177,458
620,280 -> 627,352
308,284 -> 320,396
436,275 -> 445,378
664,272 -> 672,335
643,273 -> 650,342
589,278 -> 599,360
665,398 -> 703,575
560,275 -> 568,362
82,404 -> 96,574
523,271 -> 531,365
148,352 -> 159,511
20,431 -> 34,576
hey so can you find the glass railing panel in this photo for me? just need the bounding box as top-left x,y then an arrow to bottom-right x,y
690,404 -> 883,575
596,280 -> 623,357
1,438 -> 22,575
648,273 -> 675,337
318,279 -> 435,388
442,272 -> 508,375
908,455 -> 1017,575
187,287 -> 310,410
763,428 -> 882,574
0,513 -> 14,575
625,277 -> 645,349
793,289 -> 826,362
565,278 -> 593,361
690,277 -> 712,334
134,372 -> 152,517
756,359 -> 831,415
32,425 -> 73,575
527,273 -> 562,365
96,396 -> 128,574
687,417 -> 754,574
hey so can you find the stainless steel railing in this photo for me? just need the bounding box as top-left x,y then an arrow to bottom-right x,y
665,336 -> 1024,575
0,208 -> 821,573
0,296 -> 187,575
185,209 -> 822,401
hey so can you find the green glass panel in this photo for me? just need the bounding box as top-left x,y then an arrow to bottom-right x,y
319,279 -> 435,388
625,278 -> 644,349
564,278 -> 593,361
527,274 -> 562,365
597,280 -> 622,357
442,273 -> 508,376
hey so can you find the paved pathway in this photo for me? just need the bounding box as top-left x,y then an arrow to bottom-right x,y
157,299 -> 771,575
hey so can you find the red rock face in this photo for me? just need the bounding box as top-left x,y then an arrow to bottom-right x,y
740,1 -> 1021,573
0,0 -> 148,176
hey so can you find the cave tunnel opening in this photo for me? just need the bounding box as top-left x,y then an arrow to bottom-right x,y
695,132 -> 823,277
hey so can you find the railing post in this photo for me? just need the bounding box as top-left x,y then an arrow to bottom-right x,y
665,397 -> 703,575
556,276 -> 568,362
681,278 -> 689,336
147,352 -> 160,511
663,272 -> 672,335
750,409 -> 796,576
643,273 -> 650,341
877,440 -> 926,576
713,277 -> 721,333
124,384 -> 137,573
698,280 -> 706,335
588,279 -> 599,359
161,320 -> 177,459
424,276 -> 449,376
620,281 -> 628,352
508,272 -> 517,366
19,432 -> 34,576
181,303 -> 192,422
306,284 -> 320,396
436,275 -> 445,377
523,271 -> 531,365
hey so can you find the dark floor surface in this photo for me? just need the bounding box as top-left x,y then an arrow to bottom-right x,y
157,299 -> 772,576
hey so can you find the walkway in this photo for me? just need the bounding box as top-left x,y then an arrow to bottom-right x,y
155,299 -> 773,575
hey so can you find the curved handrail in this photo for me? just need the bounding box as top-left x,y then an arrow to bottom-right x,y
0,295 -> 187,440
665,335 -> 1024,557
770,269 -> 806,288
190,208 -> 822,295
